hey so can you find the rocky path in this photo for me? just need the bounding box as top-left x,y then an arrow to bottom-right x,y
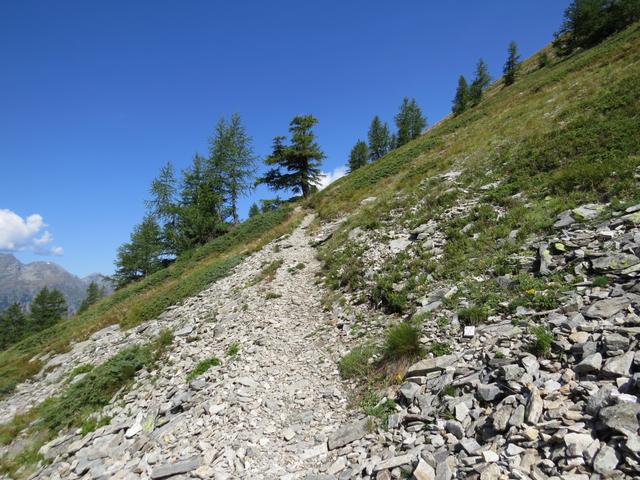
32,215 -> 361,479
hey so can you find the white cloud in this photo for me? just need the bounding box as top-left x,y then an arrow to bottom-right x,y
0,209 -> 63,255
318,165 -> 348,190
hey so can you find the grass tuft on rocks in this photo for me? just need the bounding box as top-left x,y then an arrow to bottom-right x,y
186,357 -> 220,381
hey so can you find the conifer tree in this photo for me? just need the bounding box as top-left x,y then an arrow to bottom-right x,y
248,203 -> 260,218
452,75 -> 471,116
503,41 -> 521,86
78,281 -> 104,313
259,115 -> 325,197
146,162 -> 179,254
209,114 -> 256,224
114,216 -> 165,286
394,97 -> 427,147
30,287 -> 67,330
367,116 -> 391,161
0,303 -> 27,350
469,59 -> 491,106
348,140 -> 369,172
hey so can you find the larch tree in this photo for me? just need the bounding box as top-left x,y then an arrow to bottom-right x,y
469,59 -> 491,105
367,116 -> 391,161
78,281 -> 104,313
259,115 -> 325,198
394,97 -> 427,147
348,140 -> 369,172
248,203 -> 260,218
146,162 -> 179,254
30,287 -> 67,330
503,41 -> 521,86
452,75 -> 471,116
114,216 -> 165,286
209,113 -> 256,224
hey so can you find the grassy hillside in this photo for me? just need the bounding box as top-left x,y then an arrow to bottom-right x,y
0,207 -> 301,396
312,23 -> 640,316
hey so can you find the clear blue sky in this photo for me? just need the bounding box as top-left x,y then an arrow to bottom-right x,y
0,1 -> 569,277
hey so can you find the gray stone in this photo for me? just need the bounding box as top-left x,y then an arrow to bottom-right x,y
521,356 -> 539,378
599,403 -> 640,433
537,243 -> 553,275
603,332 -> 630,352
150,456 -> 202,479
460,438 -> 481,455
593,445 -> 619,474
445,420 -> 465,439
399,382 -> 421,402
477,383 -> 501,402
174,325 -> 194,337
406,355 -> 457,377
526,386 -> 543,424
585,297 -> 630,319
586,384 -> 617,415
389,238 -> 411,254
573,204 -> 605,220
435,457 -> 453,480
574,352 -> 602,375
564,432 -> 594,457
554,211 -> 575,228
373,453 -> 414,472
328,417 -> 370,450
413,458 -> 435,480
602,351 -> 634,377
591,253 -> 640,272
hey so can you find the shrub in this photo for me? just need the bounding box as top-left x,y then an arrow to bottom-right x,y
384,322 -> 423,360
428,342 -> 451,357
186,357 -> 220,381
457,306 -> 488,326
592,275 -> 609,287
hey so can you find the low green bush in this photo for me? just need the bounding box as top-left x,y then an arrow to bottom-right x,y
186,357 -> 220,381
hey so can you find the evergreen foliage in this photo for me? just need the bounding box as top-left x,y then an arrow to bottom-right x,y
469,59 -> 491,105
114,216 -> 166,287
248,203 -> 260,217
209,113 -> 257,224
503,41 -> 521,85
554,0 -> 640,55
29,288 -> 67,331
452,75 -> 471,116
394,97 -> 427,146
259,115 -> 325,197
78,282 -> 105,314
0,304 -> 26,350
367,116 -> 391,161
348,140 -> 369,172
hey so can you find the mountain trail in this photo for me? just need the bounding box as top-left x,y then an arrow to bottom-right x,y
32,213 -> 359,479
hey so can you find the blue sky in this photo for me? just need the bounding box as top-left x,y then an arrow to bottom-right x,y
0,1 -> 569,277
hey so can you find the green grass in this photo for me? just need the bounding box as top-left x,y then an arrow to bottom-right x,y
592,276 -> 610,287
186,357 -> 220,381
457,306 -> 489,326
250,259 -> 284,285
226,342 -> 240,357
529,326 -> 555,358
0,207 -> 299,397
384,322 -> 423,361
427,342 -> 451,357
339,343 -> 377,380
265,292 -> 282,299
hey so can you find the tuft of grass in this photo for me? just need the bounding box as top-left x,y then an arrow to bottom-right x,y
265,292 -> 282,299
67,363 -> 94,381
529,326 -> 555,358
592,275 -> 609,287
80,415 -> 111,435
384,322 -> 423,361
361,390 -> 396,427
226,342 -> 240,357
457,306 -> 489,326
339,344 -> 377,380
186,357 -> 220,382
428,342 -> 451,357
250,259 -> 284,285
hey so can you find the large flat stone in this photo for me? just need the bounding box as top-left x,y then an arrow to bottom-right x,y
406,355 -> 457,377
328,417 -> 370,450
150,456 -> 202,479
585,297 -> 631,319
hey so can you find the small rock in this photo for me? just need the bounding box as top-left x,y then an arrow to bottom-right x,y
593,445 -> 619,474
574,352 -> 602,375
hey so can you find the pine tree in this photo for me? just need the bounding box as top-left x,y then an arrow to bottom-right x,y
114,216 -> 165,286
209,113 -> 256,224
259,115 -> 325,197
348,140 -> 369,172
452,75 -> 471,116
503,41 -> 521,86
395,97 -> 427,147
469,59 -> 491,106
367,116 -> 391,161
78,281 -> 104,313
30,287 -> 67,330
248,203 -> 260,218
